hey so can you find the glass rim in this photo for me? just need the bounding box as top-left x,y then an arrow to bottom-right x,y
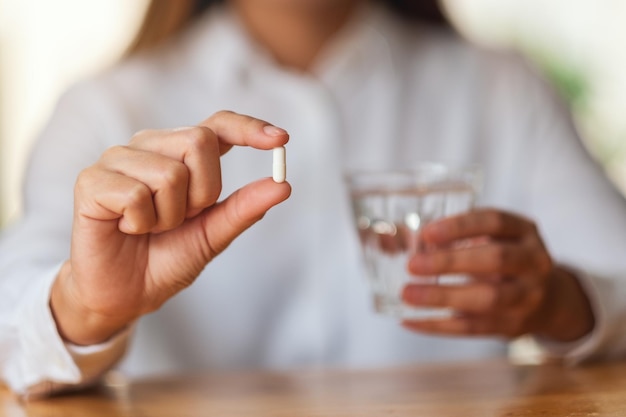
345,161 -> 480,174
344,162 -> 482,186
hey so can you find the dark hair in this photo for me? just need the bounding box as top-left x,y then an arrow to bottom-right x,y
192,0 -> 448,25
128,0 -> 449,55
382,0 -> 448,25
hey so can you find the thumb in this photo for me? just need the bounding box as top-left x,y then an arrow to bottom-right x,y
201,178 -> 291,257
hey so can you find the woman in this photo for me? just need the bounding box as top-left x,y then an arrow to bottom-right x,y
1,0 -> 625,398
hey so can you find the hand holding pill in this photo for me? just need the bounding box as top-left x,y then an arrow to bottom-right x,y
51,111 -> 291,346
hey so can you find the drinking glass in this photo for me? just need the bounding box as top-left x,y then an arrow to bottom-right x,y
346,163 -> 481,320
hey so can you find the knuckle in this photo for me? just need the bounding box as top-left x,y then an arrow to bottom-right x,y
74,167 -> 98,195
101,145 -> 127,160
130,129 -> 148,140
183,126 -> 214,150
216,109 -> 236,117
159,161 -> 188,188
210,110 -> 236,122
76,165 -> 96,183
126,183 -> 152,209
188,128 -> 221,159
129,129 -> 156,144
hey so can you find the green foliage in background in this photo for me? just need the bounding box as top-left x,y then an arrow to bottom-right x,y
528,50 -> 589,110
528,49 -> 626,165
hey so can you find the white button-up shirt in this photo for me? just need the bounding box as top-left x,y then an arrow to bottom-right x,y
2,4 -> 626,397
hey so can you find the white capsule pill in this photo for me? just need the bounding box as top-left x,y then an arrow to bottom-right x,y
272,146 -> 286,183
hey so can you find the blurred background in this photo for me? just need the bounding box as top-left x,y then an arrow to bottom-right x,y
0,0 -> 625,227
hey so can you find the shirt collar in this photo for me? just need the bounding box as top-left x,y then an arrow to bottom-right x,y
185,2 -> 406,91
311,2 -> 402,88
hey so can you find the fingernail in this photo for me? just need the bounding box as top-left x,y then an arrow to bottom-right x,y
263,125 -> 288,136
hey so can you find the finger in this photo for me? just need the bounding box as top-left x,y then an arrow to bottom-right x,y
408,242 -> 538,276
200,110 -> 290,155
402,313 -> 526,338
403,316 -> 492,337
200,178 -> 292,258
470,273 -> 507,283
129,127 -> 222,218
99,146 -> 189,232
402,280 -> 527,314
421,208 -> 536,245
75,167 -> 157,234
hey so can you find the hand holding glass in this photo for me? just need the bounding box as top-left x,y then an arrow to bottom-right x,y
347,164 -> 480,320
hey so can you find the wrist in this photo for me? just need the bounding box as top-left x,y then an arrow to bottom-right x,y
535,267 -> 595,343
50,261 -> 135,346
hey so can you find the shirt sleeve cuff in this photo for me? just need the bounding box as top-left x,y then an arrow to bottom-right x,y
7,263 -> 131,398
529,267 -> 609,365
64,326 -> 132,383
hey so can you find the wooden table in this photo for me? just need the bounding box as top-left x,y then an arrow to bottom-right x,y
2,360 -> 626,416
